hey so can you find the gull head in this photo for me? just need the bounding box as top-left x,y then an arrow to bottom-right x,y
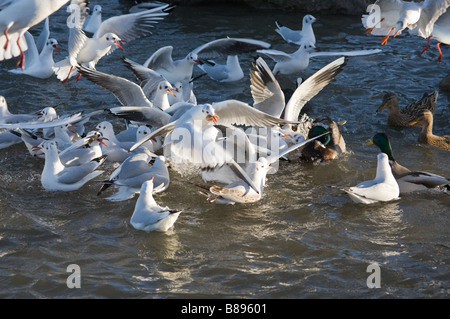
304,15 -> 317,25
300,41 -> 317,53
104,33 -> 124,50
186,52 -> 200,64
158,80 -> 176,96
201,104 -> 219,124
46,38 -> 60,52
93,5 -> 102,14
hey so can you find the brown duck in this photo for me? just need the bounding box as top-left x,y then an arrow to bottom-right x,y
377,91 -> 438,127
409,109 -> 450,151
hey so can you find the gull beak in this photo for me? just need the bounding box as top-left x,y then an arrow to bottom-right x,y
53,44 -> 60,52
68,124 -> 76,134
167,88 -> 176,96
98,137 -> 109,147
32,145 -> 41,151
282,133 -> 291,138
206,114 -> 219,124
114,41 -> 124,51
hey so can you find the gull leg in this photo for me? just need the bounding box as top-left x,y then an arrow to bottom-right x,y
380,27 -> 394,45
421,36 -> 432,55
437,42 -> 443,63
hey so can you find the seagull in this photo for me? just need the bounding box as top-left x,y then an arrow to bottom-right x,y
341,153 -> 400,204
362,0 -> 450,45
98,154 -> 170,201
76,65 -> 171,129
275,14 -> 317,45
143,37 -> 271,84
53,3 -> 170,82
0,95 -> 39,124
121,57 -> 176,110
249,56 -> 347,143
196,55 -> 246,83
420,10 -> 450,61
82,4 -> 102,34
95,121 -> 135,163
130,177 -> 182,233
258,41 -> 380,77
0,129 -> 22,149
0,0 -> 69,69
34,140 -> 107,192
257,41 -> 317,76
58,130 -> 107,167
367,132 -> 450,193
8,18 -> 59,79
198,132 -> 329,205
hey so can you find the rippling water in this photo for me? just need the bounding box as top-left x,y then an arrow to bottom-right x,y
0,2 -> 449,299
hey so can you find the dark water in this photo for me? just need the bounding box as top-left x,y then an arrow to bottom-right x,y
0,2 -> 449,299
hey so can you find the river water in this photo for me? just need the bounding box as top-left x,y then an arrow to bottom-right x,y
0,2 -> 448,299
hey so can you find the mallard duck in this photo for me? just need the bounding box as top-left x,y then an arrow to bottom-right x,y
300,118 -> 347,162
342,153 -> 400,204
408,109 -> 450,151
376,91 -> 438,127
367,132 -> 450,193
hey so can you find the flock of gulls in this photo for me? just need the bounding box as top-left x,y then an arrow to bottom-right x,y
0,0 -> 449,233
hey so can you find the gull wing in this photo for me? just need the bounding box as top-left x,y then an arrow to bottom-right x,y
212,99 -> 296,127
284,56 -> 347,122
192,37 -> 271,60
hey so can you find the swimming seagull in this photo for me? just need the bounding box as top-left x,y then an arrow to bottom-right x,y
82,4 -> 102,34
275,14 -> 317,45
362,0 -> 450,45
0,0 -> 70,69
98,154 -> 170,201
367,132 -> 450,193
341,153 -> 400,204
143,37 -> 271,84
34,140 -> 107,192
130,177 -> 182,232
0,95 -> 40,124
53,3 -> 170,82
8,18 -> 59,79
198,132 -> 329,204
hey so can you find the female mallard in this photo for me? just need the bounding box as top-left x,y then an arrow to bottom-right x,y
367,132 -> 450,193
376,91 -> 438,127
408,109 -> 450,151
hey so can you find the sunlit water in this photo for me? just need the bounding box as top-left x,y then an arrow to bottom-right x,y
0,2 -> 449,299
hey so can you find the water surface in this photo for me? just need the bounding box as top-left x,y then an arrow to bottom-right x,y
0,2 -> 449,299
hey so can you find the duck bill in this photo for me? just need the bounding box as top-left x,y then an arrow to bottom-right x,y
408,119 -> 419,126
376,101 -> 387,112
365,139 -> 374,146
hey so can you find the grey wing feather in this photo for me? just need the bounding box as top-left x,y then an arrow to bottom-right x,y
284,57 -> 347,122
192,37 -> 271,60
76,65 -> 152,107
250,57 -> 285,118
213,99 -> 296,127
